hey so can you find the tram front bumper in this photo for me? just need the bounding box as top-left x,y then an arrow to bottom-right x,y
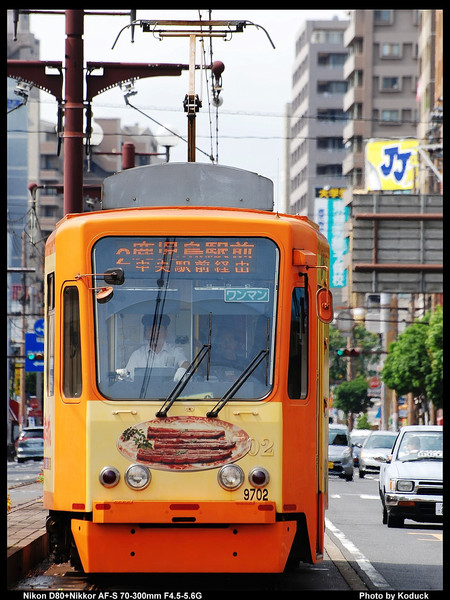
72,518 -> 296,573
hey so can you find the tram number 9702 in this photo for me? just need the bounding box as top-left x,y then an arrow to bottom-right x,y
243,488 -> 269,501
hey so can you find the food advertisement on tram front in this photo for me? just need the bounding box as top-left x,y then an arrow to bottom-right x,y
117,415 -> 251,471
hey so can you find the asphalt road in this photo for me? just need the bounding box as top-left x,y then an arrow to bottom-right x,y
326,471 -> 443,591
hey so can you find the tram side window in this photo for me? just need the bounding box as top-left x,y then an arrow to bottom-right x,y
62,286 -> 82,398
288,287 -> 308,399
46,273 -> 55,397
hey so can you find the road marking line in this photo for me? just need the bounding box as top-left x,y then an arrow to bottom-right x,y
326,518 -> 391,590
324,533 -> 369,591
360,494 -> 379,500
407,532 -> 443,541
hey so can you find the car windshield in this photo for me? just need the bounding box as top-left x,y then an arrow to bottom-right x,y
363,434 -> 396,449
397,430 -> 443,462
21,430 -> 43,439
329,430 -> 349,446
92,235 -> 279,401
351,435 -> 368,445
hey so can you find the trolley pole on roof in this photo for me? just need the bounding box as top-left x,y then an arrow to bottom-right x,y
126,19 -> 275,163
187,34 -> 197,162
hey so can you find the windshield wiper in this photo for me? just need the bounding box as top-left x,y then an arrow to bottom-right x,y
207,317 -> 270,419
206,348 -> 269,418
155,314 -> 212,418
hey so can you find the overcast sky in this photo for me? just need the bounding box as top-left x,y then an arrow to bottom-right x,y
29,9 -> 348,208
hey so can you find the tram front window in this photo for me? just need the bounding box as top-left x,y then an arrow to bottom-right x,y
92,236 -> 279,401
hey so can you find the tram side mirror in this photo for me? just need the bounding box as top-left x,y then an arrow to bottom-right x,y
317,288 -> 333,323
96,287 -> 114,303
103,267 -> 125,285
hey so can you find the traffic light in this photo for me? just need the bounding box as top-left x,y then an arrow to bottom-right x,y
336,348 -> 360,357
27,351 -> 44,361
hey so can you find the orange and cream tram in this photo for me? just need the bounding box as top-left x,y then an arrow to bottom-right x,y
43,162 -> 332,573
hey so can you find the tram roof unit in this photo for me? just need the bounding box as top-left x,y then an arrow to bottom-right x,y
101,162 -> 274,212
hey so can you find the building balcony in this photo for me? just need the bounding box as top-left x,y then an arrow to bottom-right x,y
342,151 -> 364,177
342,119 -> 366,143
343,52 -> 365,80
344,11 -> 365,47
343,86 -> 365,113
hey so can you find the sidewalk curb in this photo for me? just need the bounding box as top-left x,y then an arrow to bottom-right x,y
7,532 -> 49,588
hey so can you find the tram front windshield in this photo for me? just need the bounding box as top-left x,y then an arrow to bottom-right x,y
92,236 -> 279,401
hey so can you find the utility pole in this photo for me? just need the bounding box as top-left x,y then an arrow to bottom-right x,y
63,10 -> 84,214
19,231 -> 27,429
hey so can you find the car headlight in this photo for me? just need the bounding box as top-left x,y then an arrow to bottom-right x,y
396,480 -> 414,492
217,464 -> 244,490
125,464 -> 151,490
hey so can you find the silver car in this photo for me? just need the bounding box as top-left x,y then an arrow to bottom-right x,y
15,426 -> 44,463
328,425 -> 353,481
358,430 -> 397,478
350,429 -> 371,468
378,425 -> 443,528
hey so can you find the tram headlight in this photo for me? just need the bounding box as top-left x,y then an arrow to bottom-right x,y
99,466 -> 120,488
125,464 -> 151,490
217,464 -> 245,490
248,466 -> 270,487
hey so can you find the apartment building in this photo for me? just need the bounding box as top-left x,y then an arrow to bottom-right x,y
342,9 -> 419,189
288,18 -> 349,218
37,118 -> 160,240
416,10 -> 442,194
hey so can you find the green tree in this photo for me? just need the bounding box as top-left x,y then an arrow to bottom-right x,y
333,375 -> 373,430
381,312 -> 431,398
425,305 -> 443,409
355,413 -> 372,430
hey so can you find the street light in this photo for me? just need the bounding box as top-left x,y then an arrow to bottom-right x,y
155,124 -> 179,162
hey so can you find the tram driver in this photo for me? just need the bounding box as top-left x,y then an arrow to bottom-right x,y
119,314 -> 190,382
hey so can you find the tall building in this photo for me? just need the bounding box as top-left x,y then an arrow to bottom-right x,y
342,9 -> 419,189
288,18 -> 349,218
416,10 -> 442,194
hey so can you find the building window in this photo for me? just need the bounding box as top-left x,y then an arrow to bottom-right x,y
317,80 -> 347,95
380,109 -> 400,122
317,137 -> 345,151
317,109 -> 347,122
374,10 -> 393,24
381,76 -> 400,91
311,30 -> 344,44
317,53 -> 347,67
380,43 -> 401,58
316,164 -> 342,176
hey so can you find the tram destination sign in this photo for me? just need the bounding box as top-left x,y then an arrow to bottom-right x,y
94,236 -> 277,280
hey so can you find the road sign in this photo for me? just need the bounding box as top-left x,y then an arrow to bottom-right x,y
25,332 -> 44,372
369,376 -> 381,389
34,318 -> 44,336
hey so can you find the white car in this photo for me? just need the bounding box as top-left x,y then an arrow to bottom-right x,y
358,430 -> 397,478
378,425 -> 443,528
